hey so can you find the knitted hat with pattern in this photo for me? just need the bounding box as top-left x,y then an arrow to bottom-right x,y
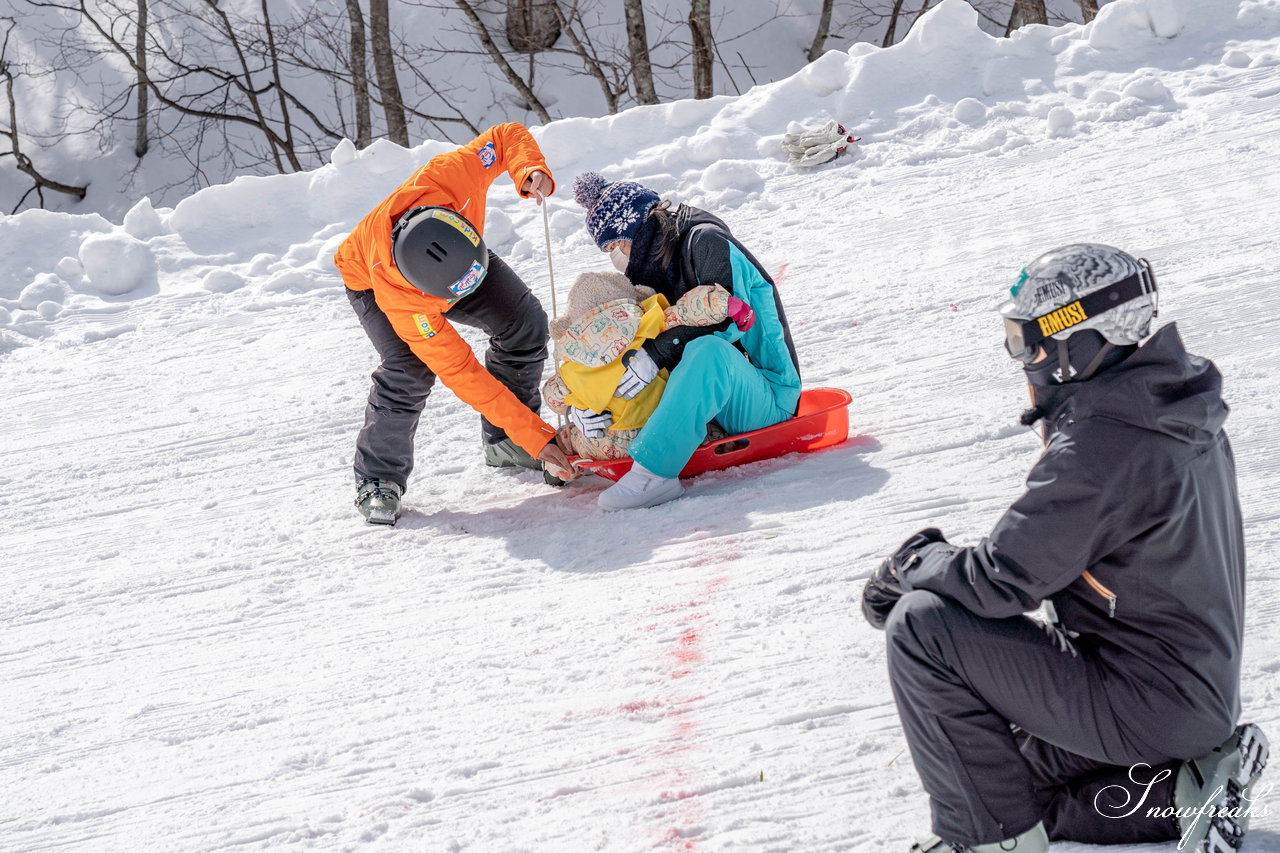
550,270 -> 656,338
572,172 -> 660,250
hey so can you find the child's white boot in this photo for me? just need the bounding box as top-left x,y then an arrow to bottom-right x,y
598,462 -> 684,511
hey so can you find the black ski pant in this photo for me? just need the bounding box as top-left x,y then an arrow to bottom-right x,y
884,590 -> 1223,847
347,251 -> 548,492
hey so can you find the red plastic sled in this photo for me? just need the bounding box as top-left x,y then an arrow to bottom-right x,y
575,387 -> 853,482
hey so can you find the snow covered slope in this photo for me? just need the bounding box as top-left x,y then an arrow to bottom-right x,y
2,0 -> 1279,850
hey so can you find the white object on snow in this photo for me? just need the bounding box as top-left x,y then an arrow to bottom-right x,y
1046,106 -> 1076,138
78,232 -> 158,296
122,198 -> 167,240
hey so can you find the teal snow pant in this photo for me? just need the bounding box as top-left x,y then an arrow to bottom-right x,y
626,336 -> 796,479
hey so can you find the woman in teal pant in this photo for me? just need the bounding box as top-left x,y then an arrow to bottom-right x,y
572,172 -> 802,510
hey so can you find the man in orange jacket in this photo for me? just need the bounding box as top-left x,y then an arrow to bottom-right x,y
334,123 -> 571,524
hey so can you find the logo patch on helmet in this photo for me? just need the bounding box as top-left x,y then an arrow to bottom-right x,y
449,261 -> 486,298
478,142 -> 497,169
1036,300 -> 1089,337
430,209 -> 481,247
413,313 -> 437,339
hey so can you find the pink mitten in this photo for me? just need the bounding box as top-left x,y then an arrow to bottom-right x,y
727,296 -> 755,331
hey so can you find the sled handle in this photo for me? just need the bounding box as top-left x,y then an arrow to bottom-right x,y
710,437 -> 753,457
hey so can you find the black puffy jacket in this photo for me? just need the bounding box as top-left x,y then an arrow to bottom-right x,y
901,324 -> 1245,753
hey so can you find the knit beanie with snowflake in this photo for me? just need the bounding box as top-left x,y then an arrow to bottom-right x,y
573,172 -> 661,251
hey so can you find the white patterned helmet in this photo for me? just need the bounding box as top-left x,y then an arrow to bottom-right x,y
1000,243 -> 1158,362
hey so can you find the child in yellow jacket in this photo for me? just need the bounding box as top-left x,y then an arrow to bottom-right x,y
542,271 -> 753,477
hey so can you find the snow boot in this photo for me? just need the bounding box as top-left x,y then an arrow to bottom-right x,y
484,437 -> 541,470
1174,723 -> 1269,852
910,822 -> 1048,853
597,462 -> 684,511
356,478 -> 402,525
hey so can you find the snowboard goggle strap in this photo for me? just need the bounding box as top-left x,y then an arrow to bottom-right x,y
1003,262 -> 1156,362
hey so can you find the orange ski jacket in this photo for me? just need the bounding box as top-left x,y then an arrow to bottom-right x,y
333,124 -> 558,456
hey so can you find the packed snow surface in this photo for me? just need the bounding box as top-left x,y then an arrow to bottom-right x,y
3,0 -> 1280,850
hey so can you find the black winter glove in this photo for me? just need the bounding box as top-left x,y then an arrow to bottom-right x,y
861,527 -> 947,630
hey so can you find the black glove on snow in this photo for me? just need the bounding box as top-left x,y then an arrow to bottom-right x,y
861,527 -> 947,630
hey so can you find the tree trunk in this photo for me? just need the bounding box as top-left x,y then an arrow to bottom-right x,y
623,0 -> 658,105
807,0 -> 834,62
1078,0 -> 1099,22
260,0 -> 296,161
910,0 -> 934,29
370,0 -> 409,146
134,0 -> 148,158
688,0 -> 713,99
1007,0 -> 1048,33
505,0 -> 560,53
345,0 -> 371,147
1022,0 -> 1049,25
452,0 -> 552,124
882,0 -> 906,47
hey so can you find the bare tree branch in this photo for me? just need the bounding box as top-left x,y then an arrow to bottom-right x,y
551,2 -> 619,113
259,0 -> 297,163
1,18 -> 87,211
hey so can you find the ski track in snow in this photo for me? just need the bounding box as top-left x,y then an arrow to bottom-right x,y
4,1 -> 1280,850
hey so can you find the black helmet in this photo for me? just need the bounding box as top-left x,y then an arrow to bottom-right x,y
391,206 -> 488,300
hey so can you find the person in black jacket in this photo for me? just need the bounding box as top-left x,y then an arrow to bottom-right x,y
861,244 -> 1267,853
571,172 -> 802,510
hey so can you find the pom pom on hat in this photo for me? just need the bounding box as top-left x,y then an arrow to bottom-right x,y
572,171 -> 661,250
572,172 -> 610,211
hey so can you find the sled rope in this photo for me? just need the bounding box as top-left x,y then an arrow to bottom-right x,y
537,189 -> 565,432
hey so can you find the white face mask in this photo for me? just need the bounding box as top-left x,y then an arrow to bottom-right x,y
609,244 -> 629,273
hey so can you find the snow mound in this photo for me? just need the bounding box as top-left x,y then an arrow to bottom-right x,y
700,160 -> 764,194
122,198 -> 168,240
78,232 -> 158,296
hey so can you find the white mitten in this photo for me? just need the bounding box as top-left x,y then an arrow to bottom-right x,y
782,121 -> 857,168
542,374 -> 571,415
782,119 -> 844,153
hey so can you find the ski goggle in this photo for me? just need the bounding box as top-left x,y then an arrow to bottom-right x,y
1000,259 -> 1157,362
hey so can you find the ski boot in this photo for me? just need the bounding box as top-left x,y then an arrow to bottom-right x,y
1175,723 -> 1269,852
356,478 -> 402,525
483,437 -> 541,471
911,822 -> 1048,853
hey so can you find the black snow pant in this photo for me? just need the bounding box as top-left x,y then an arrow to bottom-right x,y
347,251 -> 548,492
884,590 -> 1224,847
